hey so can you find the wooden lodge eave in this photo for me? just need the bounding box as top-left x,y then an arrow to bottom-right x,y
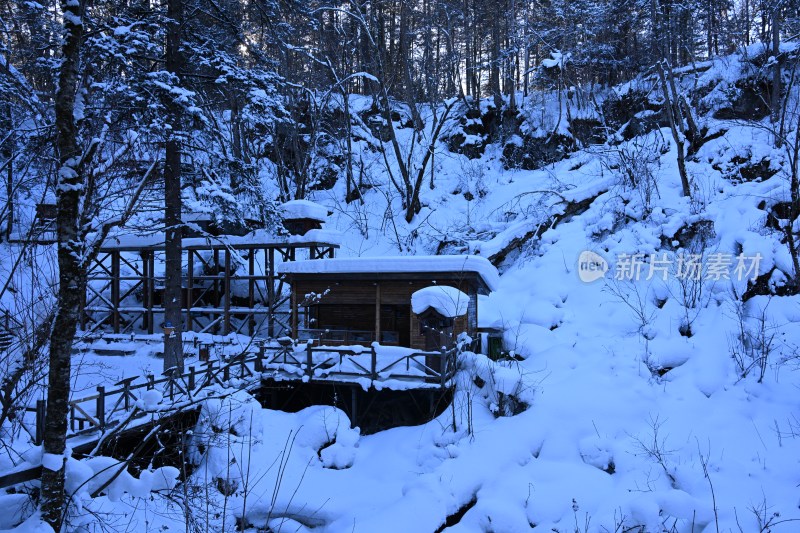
282,270 -> 492,295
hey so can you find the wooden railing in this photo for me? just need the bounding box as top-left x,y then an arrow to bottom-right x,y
24,355 -> 254,443
297,328 -> 400,346
23,341 -> 457,444
264,342 -> 457,385
2,341 -> 458,490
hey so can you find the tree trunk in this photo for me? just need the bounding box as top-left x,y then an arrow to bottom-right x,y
398,1 -> 423,130
164,0 -> 184,374
771,3 -> 782,140
787,111 -> 800,284
463,0 -> 471,97
657,62 -> 692,197
2,105 -> 12,240
490,4 -> 503,123
40,0 -> 85,527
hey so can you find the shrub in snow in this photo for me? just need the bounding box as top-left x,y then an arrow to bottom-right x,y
452,352 -> 534,434
578,436 -> 616,474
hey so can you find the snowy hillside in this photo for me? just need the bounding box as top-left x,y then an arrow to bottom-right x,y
4,40 -> 800,532
80,47 -> 800,532
312,66 -> 798,533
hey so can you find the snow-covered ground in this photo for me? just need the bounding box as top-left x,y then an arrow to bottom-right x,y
3,46 -> 800,532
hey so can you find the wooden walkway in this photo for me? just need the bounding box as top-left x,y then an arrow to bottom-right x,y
1,342 -> 457,489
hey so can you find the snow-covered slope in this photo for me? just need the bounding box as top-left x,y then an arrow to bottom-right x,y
218,46 -> 799,532
5,46 -> 800,532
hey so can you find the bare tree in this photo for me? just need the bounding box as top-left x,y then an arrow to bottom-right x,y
40,0 -> 86,526
163,0 -> 185,374
657,61 -> 695,198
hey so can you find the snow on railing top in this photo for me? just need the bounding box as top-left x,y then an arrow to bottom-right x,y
99,228 -> 342,249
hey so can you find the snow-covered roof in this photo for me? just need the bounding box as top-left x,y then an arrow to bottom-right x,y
411,286 -> 469,317
278,255 -> 500,291
281,200 -> 328,221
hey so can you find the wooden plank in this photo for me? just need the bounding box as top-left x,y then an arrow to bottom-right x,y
0,465 -> 42,488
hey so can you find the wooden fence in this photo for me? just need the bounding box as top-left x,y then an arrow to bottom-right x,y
0,342 -> 456,489
8,340 -> 457,478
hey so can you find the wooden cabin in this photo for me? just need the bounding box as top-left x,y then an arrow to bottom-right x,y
278,256 -> 499,351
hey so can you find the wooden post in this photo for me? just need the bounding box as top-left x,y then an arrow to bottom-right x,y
306,343 -> 313,378
111,250 -> 121,333
350,387 -> 358,429
35,399 -> 46,445
141,251 -> 149,332
440,348 -> 447,388
206,362 -> 214,387
147,251 -> 155,334
223,250 -> 231,335
187,249 -> 194,333
374,283 -> 381,344
290,285 -> 298,339
212,248 -> 220,334
122,379 -> 131,410
248,248 -> 255,336
267,248 -> 275,337
370,344 -> 377,380
188,366 -> 196,391
96,386 -> 106,429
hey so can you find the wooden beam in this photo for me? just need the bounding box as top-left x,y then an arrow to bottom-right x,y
375,283 -> 381,344
187,249 -> 194,333
248,249 -> 255,336
223,251 -> 231,335
146,251 -> 155,333
111,250 -> 121,333
267,248 -> 275,337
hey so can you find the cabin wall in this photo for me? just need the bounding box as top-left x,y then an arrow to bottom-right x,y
292,277 -> 478,350
409,314 -> 469,351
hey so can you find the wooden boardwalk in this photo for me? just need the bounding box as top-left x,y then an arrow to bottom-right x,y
0,341 -> 457,489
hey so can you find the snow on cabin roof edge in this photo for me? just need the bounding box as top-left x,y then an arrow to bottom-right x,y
278,255 -> 500,291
